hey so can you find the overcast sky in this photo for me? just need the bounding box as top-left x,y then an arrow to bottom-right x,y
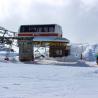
0,0 -> 98,44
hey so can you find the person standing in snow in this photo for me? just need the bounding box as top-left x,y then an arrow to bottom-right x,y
96,54 -> 98,65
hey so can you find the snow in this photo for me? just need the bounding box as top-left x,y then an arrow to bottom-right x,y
71,43 -> 98,61
0,60 -> 98,98
0,43 -> 98,98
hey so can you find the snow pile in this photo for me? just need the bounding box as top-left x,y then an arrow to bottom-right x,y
82,44 -> 98,61
0,43 -> 19,62
83,45 -> 96,61
71,44 -> 98,61
70,43 -> 88,59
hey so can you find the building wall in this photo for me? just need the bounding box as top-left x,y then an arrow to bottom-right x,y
49,45 -> 70,57
19,38 -> 34,61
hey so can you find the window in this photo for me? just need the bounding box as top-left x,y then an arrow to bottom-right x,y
49,27 -> 54,32
20,25 -> 55,32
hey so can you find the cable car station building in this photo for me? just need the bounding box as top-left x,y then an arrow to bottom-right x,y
18,24 -> 70,61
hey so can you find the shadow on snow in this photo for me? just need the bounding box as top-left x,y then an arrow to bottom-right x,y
23,60 -> 91,68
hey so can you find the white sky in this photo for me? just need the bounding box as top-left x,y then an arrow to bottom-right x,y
0,0 -> 98,44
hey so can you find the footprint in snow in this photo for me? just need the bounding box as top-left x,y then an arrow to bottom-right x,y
13,83 -> 21,86
2,86 -> 9,89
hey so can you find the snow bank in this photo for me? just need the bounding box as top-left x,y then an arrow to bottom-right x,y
71,44 -> 98,61
82,44 -> 98,61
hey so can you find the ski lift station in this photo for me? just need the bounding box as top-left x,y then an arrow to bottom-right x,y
18,24 -> 70,61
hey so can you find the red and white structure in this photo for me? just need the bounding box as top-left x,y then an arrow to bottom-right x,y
18,24 -> 69,43
18,24 -> 70,61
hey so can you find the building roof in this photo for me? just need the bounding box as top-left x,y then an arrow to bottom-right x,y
33,37 -> 69,43
20,24 -> 60,27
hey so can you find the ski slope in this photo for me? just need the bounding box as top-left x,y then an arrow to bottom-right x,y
0,60 -> 98,98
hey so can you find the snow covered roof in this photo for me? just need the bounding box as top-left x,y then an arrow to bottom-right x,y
33,37 -> 69,43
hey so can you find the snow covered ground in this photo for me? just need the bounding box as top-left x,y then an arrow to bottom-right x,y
0,60 -> 98,98
0,43 -> 98,98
